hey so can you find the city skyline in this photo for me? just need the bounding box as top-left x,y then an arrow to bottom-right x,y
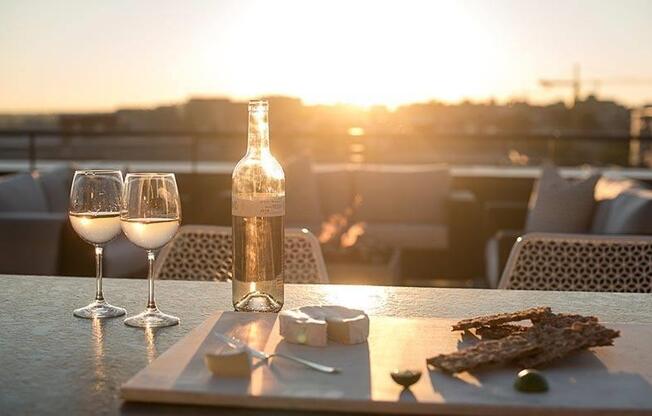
2,0 -> 652,113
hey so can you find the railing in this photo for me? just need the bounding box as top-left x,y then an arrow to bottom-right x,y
0,130 -> 243,173
0,129 -> 649,173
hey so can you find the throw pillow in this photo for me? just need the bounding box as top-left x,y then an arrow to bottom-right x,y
591,177 -> 645,234
599,188 -> 652,235
525,165 -> 599,233
0,172 -> 49,212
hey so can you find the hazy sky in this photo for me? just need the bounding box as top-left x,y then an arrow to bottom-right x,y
2,0 -> 652,112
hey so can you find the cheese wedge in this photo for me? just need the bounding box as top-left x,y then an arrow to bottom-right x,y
279,305 -> 369,347
204,346 -> 251,377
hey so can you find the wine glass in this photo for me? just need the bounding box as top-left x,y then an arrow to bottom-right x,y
121,173 -> 181,328
69,170 -> 127,319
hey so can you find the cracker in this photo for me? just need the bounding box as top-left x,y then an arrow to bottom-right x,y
533,313 -> 598,328
518,321 -> 620,368
476,324 -> 527,340
475,314 -> 597,340
426,334 -> 539,373
430,308 -> 620,373
452,307 -> 552,331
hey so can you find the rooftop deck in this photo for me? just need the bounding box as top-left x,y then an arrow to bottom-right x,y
2,129 -> 651,287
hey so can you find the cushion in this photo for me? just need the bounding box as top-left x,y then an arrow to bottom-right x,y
361,223 -> 448,250
0,173 -> 49,213
103,234 -> 148,278
353,165 -> 450,224
525,165 -> 599,233
317,170 -> 355,217
591,177 -> 645,234
36,166 -> 75,212
598,188 -> 652,235
284,155 -> 323,229
0,212 -> 67,274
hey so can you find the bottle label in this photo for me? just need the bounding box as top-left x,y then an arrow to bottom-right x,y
232,195 -> 285,217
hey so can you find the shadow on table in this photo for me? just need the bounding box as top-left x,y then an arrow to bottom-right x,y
428,351 -> 652,411
121,402 -> 382,416
121,310 -> 372,414
172,312 -> 279,394
270,338 -> 371,401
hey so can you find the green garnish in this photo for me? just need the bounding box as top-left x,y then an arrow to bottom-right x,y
514,369 -> 549,393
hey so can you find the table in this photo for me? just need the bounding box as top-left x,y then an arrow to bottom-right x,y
1,274 -> 651,415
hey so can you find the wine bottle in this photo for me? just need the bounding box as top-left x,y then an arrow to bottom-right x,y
232,100 -> 285,312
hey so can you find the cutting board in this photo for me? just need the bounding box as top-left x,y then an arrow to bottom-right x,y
122,311 -> 652,415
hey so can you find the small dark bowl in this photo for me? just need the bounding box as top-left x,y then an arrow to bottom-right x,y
391,369 -> 422,388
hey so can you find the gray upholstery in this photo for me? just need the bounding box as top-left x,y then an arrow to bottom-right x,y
597,188 -> 652,235
362,223 -> 448,250
317,170 -> 354,216
284,155 -> 322,232
354,165 -> 450,224
525,165 -> 599,233
0,167 -> 144,277
103,234 -> 147,278
0,212 -> 66,275
0,173 -> 48,213
591,200 -> 615,234
591,176 -> 643,233
485,169 -> 649,287
37,166 -> 75,212
348,165 -> 451,283
0,170 -> 67,275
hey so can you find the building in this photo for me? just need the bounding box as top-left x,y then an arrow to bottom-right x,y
58,113 -> 117,132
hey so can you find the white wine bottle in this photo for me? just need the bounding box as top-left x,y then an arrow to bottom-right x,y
232,100 -> 285,312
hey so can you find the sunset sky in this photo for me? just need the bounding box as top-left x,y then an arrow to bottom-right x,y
2,0 -> 652,113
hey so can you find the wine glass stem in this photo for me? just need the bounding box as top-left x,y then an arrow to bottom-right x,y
147,250 -> 156,310
94,245 -> 104,302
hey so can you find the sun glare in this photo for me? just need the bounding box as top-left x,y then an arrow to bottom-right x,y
4,1 -> 652,111
198,1 -> 502,107
348,127 -> 365,137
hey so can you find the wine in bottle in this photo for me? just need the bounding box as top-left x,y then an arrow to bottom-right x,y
232,100 -> 285,312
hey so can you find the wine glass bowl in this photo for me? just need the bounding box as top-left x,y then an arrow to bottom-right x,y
121,173 -> 181,328
69,169 -> 126,319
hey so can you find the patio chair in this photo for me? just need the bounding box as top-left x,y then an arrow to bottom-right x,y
153,225 -> 328,283
499,233 -> 652,292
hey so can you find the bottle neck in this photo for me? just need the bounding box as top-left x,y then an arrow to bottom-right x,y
246,105 -> 270,157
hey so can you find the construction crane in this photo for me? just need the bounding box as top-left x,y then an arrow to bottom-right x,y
539,64 -> 652,106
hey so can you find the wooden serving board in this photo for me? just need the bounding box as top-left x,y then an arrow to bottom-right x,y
122,312 -> 652,415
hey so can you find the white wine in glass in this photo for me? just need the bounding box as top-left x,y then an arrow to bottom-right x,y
121,173 -> 181,328
69,170 -> 126,319
121,218 -> 180,250
69,212 -> 121,244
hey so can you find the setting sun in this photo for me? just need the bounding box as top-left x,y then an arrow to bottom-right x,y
201,1 -> 501,107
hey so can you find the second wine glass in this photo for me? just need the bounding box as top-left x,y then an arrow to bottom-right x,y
121,173 -> 181,328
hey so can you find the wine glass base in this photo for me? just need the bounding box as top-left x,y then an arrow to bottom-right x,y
124,307 -> 179,328
73,300 -> 126,319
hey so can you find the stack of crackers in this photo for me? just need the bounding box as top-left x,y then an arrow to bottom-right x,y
427,307 -> 620,373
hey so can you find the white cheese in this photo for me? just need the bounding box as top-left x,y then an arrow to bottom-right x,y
204,346 -> 251,377
279,305 -> 369,347
279,306 -> 328,347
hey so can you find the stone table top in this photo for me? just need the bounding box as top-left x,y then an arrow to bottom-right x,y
1,274 -> 650,415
